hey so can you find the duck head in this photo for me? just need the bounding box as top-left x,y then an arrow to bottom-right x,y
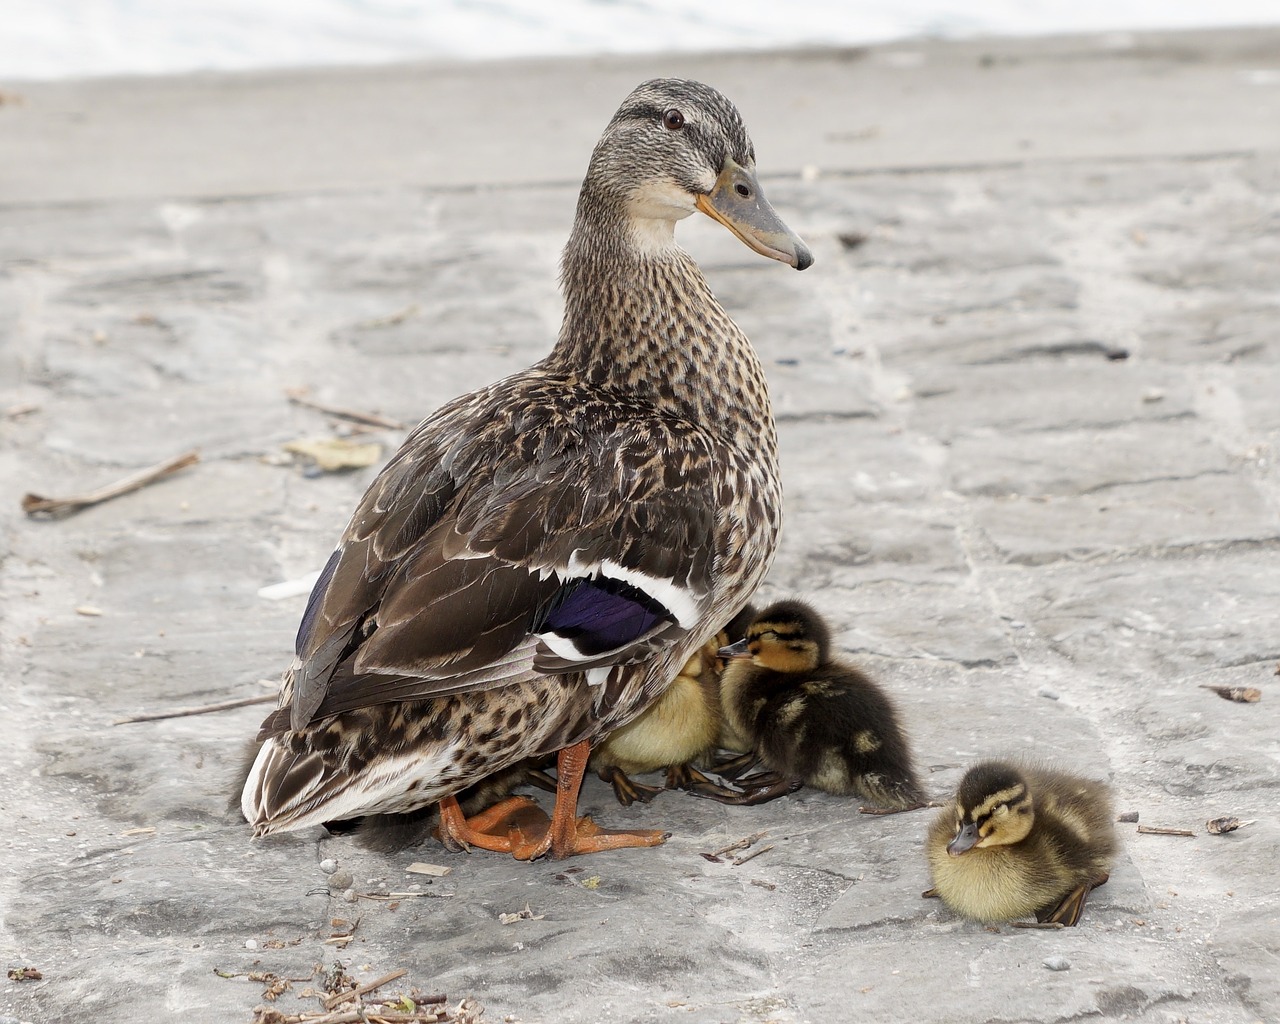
578,78 -> 813,270
718,598 -> 829,674
946,761 -> 1035,856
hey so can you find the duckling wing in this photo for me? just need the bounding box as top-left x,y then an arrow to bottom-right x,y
272,380 -> 721,734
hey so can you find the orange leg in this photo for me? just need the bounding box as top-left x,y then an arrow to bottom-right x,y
507,740 -> 669,859
434,741 -> 669,860
434,794 -> 550,853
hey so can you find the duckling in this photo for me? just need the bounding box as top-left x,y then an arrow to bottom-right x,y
240,79 -> 812,860
708,599 -> 924,809
925,760 -> 1116,926
588,603 -> 758,805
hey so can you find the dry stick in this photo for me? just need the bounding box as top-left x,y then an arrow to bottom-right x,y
709,830 -> 768,859
322,968 -> 409,1010
114,692 -> 277,725
22,450 -> 200,519
294,1013 -> 442,1024
1136,824 -> 1197,837
732,843 -> 775,866
286,388 -> 406,430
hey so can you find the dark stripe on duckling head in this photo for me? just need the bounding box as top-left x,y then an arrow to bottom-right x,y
746,599 -> 832,664
956,760 -> 1030,819
534,574 -> 674,658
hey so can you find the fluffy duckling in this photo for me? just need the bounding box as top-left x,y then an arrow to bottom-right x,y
925,760 -> 1116,926
591,604 -> 758,805
711,600 -> 924,809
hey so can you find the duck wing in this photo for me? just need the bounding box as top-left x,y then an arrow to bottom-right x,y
268,378 -> 723,735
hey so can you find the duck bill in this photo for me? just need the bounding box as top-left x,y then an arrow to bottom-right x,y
696,158 -> 813,271
947,823 -> 980,857
717,638 -> 752,660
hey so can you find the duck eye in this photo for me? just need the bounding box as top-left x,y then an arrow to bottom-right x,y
662,108 -> 685,131
734,182 -> 751,198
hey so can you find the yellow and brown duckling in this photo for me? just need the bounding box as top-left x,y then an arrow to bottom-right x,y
240,79 -> 811,860
589,604 -> 757,805
707,599 -> 925,809
925,760 -> 1116,926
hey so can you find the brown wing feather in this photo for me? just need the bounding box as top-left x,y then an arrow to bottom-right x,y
273,372 -> 722,736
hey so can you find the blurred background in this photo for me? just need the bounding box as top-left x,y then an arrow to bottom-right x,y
4,0 -> 1280,81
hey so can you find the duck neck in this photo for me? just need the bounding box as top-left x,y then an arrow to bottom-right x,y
548,201 -> 775,445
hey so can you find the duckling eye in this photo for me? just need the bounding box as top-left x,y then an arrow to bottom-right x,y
662,108 -> 685,131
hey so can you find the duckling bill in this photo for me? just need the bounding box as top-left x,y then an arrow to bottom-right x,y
708,600 -> 924,810
925,760 -> 1117,926
239,79 -> 810,860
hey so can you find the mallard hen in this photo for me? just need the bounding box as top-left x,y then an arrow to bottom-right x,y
925,760 -> 1116,925
240,79 -> 812,859
706,600 -> 924,809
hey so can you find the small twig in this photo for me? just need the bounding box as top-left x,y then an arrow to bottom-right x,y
293,1013 -> 442,1024
1137,824 -> 1196,837
114,692 -> 276,725
287,388 -> 406,430
354,892 -> 452,902
731,843 -> 775,866
22,450 -> 199,519
323,968 -> 408,1010
708,830 -> 767,859
1011,920 -> 1065,930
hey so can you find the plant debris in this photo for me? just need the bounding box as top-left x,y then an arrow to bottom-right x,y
1137,824 -> 1196,837
284,437 -> 383,473
22,449 -> 200,519
1206,816 -> 1255,835
498,902 -> 544,925
701,830 -> 768,863
731,843 -> 775,866
355,303 -> 421,330
405,862 -> 452,877
114,692 -> 276,725
1200,685 -> 1261,703
323,967 -> 406,1009
286,387 -> 406,430
8,966 -> 42,981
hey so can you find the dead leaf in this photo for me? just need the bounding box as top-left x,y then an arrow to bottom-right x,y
498,902 -> 545,925
284,437 -> 382,472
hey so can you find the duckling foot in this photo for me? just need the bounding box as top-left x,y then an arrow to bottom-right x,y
711,752 -> 761,780
859,800 -> 937,816
1036,872 -> 1109,927
664,763 -> 716,791
596,766 -> 664,807
692,771 -> 804,806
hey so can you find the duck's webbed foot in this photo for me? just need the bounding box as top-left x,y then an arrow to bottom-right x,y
711,752 -> 761,780
691,770 -> 804,806
1035,872 -> 1109,927
595,765 -> 664,807
439,741 -> 669,859
664,762 -> 715,791
434,795 -> 551,854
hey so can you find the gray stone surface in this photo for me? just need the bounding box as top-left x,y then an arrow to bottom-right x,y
3,27 -> 1279,1024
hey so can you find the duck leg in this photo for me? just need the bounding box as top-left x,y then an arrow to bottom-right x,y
503,740 -> 668,858
434,794 -> 551,853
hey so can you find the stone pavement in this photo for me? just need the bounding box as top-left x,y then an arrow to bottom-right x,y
2,27 -> 1278,1024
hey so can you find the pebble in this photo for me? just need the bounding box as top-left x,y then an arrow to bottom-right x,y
328,869 -> 354,890
244,938 -> 258,950
343,888 -> 358,903
319,858 -> 337,874
1038,688 -> 1060,701
1043,956 -> 1070,972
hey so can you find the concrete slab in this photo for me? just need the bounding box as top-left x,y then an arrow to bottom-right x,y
2,27 -> 1279,1024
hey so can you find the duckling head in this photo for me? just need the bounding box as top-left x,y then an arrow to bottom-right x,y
720,599 -> 830,675
945,761 -> 1035,856
574,78 -> 812,270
